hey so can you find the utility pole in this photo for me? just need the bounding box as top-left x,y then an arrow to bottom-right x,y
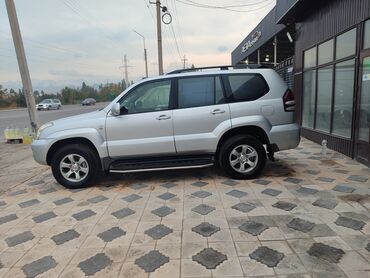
133,30 -> 148,78
124,54 -> 129,85
181,55 -> 188,69
150,0 -> 164,75
5,0 -> 39,133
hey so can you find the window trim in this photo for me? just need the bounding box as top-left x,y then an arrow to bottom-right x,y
116,78 -> 175,115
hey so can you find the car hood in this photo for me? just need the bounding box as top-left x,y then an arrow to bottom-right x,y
40,109 -> 108,139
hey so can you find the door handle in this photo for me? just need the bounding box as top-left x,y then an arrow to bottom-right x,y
156,115 -> 171,120
211,109 -> 225,115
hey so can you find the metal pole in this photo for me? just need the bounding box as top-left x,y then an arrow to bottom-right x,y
124,54 -> 129,85
274,35 -> 277,66
257,49 -> 260,64
133,30 -> 148,78
156,0 -> 164,75
5,0 -> 39,133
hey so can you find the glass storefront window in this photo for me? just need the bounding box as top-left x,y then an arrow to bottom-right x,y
365,20 -> 370,49
318,39 -> 334,65
302,70 -> 316,129
316,66 -> 333,133
304,47 -> 317,69
359,57 -> 370,142
336,28 -> 356,59
332,60 -> 355,138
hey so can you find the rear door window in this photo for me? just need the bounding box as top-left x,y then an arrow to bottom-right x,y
177,76 -> 224,108
226,74 -> 269,102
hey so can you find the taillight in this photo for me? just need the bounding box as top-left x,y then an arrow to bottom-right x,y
283,89 -> 295,112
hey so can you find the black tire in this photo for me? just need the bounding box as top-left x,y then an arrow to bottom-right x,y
51,144 -> 101,188
218,135 -> 266,179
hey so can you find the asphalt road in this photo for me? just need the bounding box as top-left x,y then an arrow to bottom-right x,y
0,102 -> 109,140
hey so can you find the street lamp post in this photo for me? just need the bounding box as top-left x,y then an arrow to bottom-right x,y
133,30 -> 148,78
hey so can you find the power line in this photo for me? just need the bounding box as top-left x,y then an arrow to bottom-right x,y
175,0 -> 274,12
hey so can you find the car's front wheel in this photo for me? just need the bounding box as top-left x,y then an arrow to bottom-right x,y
219,135 -> 266,179
51,144 -> 100,188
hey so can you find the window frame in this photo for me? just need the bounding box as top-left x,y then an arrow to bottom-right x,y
116,78 -> 175,115
301,26 -> 358,139
173,75 -> 227,110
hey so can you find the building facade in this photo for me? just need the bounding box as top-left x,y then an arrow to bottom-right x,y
232,0 -> 370,166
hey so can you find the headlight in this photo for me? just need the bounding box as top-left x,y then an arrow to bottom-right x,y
36,122 -> 53,139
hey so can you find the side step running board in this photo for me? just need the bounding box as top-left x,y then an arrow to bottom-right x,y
109,155 -> 214,173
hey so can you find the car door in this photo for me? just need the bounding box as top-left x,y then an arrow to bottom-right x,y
173,75 -> 231,153
106,79 -> 176,158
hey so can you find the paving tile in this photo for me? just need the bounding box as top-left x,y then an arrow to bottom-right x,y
98,227 -> 126,242
192,222 -> 220,237
366,243 -> 370,252
72,209 -> 96,221
157,192 -> 176,201
39,187 -> 57,195
112,207 -> 136,219
54,197 -> 74,206
192,204 -> 215,215
317,177 -> 335,182
88,195 -> 108,204
272,201 -> 297,211
239,220 -> 268,236
9,189 -> 27,196
332,185 -> 355,193
307,243 -> 345,263
22,256 -> 57,277
312,198 -> 338,210
261,188 -> 282,197
0,214 -> 18,225
283,177 -> 303,184
33,211 -> 57,223
287,218 -> 316,233
191,181 -> 208,187
191,190 -> 212,199
28,180 -> 44,186
249,246 -> 284,267
130,183 -> 147,190
0,200 -> 6,206
135,250 -> 169,272
253,179 -> 271,185
231,202 -> 256,213
222,180 -> 239,186
5,231 -> 35,247
161,182 -> 177,189
151,206 -> 176,217
297,187 -> 318,195
122,194 -> 142,203
51,229 -> 80,245
144,224 -> 173,240
334,216 -> 365,231
226,189 -> 248,198
192,247 -> 227,269
18,199 -> 40,208
304,170 -> 320,175
78,253 -> 112,276
347,175 -> 368,183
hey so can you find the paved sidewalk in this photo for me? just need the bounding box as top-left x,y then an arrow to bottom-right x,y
0,139 -> 370,277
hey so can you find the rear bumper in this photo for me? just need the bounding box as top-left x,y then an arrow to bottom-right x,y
269,123 -> 300,151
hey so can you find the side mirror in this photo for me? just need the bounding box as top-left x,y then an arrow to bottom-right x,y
111,103 -> 120,116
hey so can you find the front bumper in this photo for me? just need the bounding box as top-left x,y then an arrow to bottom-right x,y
31,139 -> 54,165
269,123 -> 301,151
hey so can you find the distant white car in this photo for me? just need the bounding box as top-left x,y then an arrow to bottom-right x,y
36,99 -> 61,110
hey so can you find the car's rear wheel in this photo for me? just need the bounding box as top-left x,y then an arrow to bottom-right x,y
219,135 -> 266,179
51,144 -> 100,188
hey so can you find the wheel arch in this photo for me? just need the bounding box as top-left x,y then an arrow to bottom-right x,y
215,126 -> 269,160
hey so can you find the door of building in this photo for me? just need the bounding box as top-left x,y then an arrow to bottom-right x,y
355,51 -> 370,166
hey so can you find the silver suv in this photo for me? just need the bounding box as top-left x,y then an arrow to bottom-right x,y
32,66 -> 300,188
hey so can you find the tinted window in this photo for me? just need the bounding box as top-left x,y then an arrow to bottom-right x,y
227,74 -> 269,102
365,19 -> 370,49
304,47 -> 317,69
336,28 -> 356,59
178,76 -> 224,108
120,80 -> 171,114
318,39 -> 334,65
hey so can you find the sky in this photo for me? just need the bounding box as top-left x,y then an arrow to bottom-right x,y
0,0 -> 276,93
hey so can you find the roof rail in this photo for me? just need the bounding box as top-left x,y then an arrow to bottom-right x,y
166,64 -> 266,75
